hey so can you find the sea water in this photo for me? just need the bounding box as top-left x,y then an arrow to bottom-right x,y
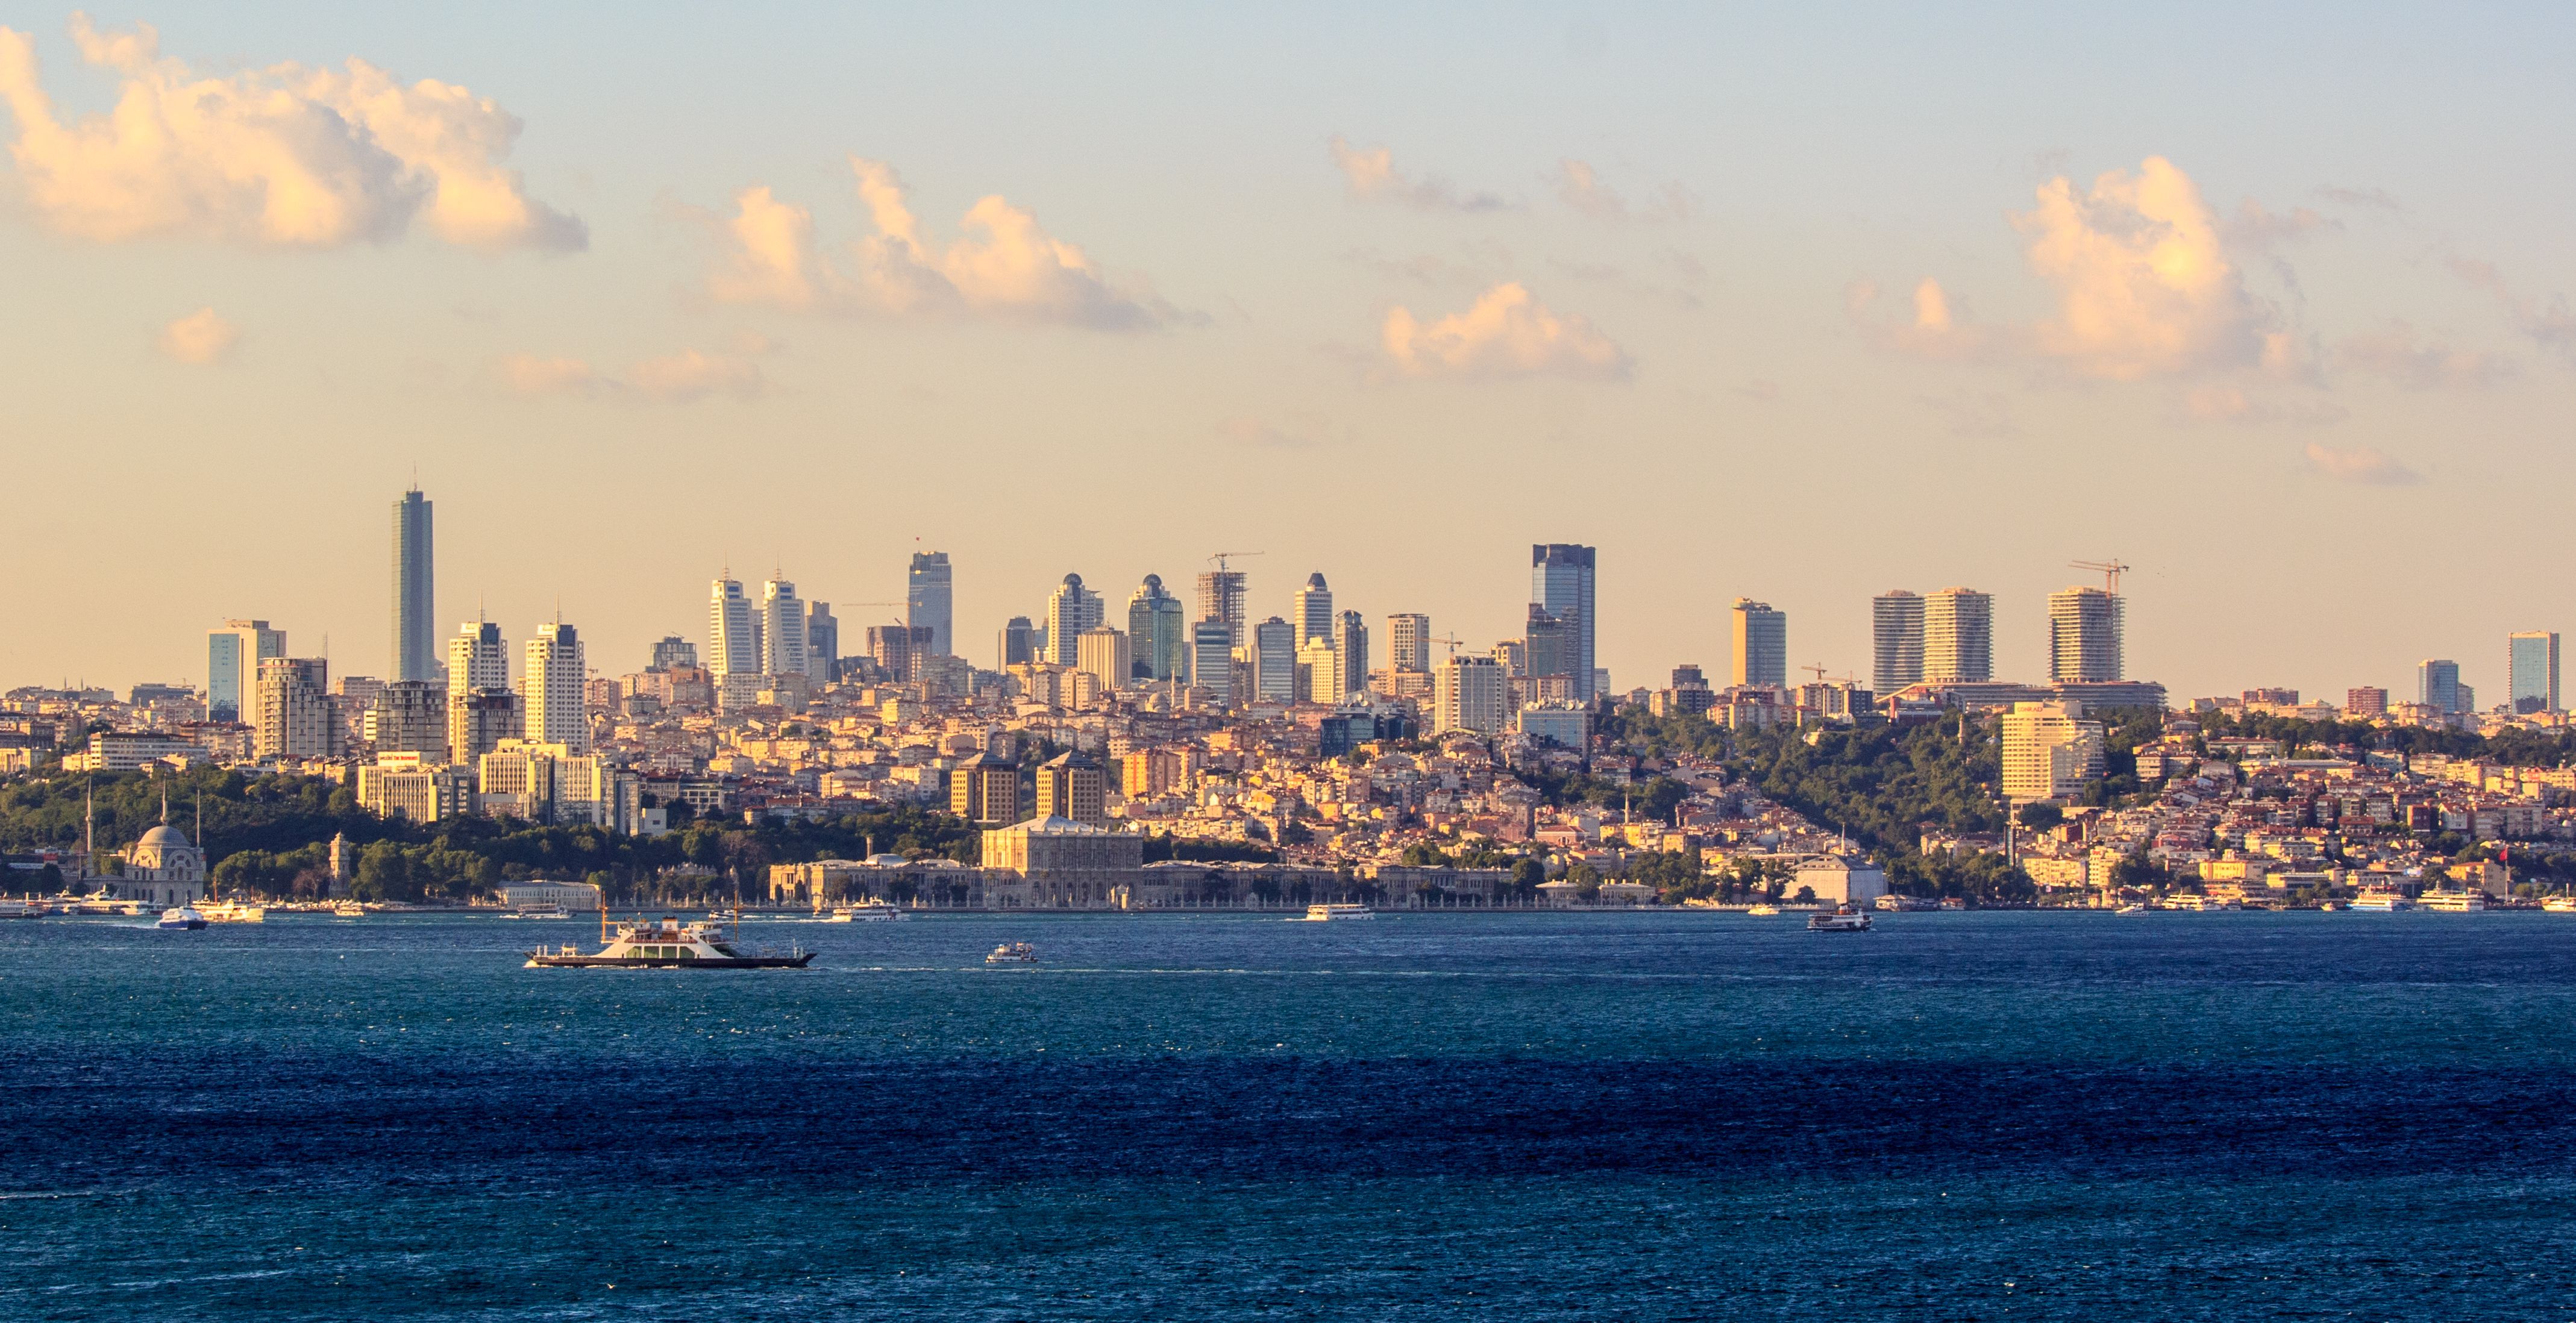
2,909 -> 2573,1320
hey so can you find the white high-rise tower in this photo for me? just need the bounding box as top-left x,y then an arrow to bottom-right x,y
761,575 -> 809,678
522,620 -> 589,754
709,575 -> 760,679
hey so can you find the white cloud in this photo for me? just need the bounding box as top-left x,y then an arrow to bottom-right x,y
708,158 -> 1176,331
497,345 -> 768,403
1552,158 -> 1696,222
155,306 -> 236,364
2178,385 -> 2344,427
2337,322 -> 2515,390
1327,136 -> 1506,212
2222,199 -> 2339,249
2013,157 -> 2267,380
2449,258 -> 2576,363
2304,442 -> 2420,486
1382,282 -> 1629,381
0,14 -> 581,250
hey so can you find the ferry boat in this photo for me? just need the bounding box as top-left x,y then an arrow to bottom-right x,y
832,902 -> 908,922
2352,889 -> 2412,912
1873,894 -> 1937,912
1746,903 -> 1782,916
1807,904 -> 1873,932
2418,889 -> 2489,913
2163,894 -> 2240,912
1299,903 -> 1374,922
2115,903 -> 2151,914
329,900 -> 368,919
985,942 -> 1039,965
505,903 -> 570,920
200,898 -> 268,924
0,898 -> 42,919
156,906 -> 207,930
2543,896 -> 2576,913
525,916 -> 813,969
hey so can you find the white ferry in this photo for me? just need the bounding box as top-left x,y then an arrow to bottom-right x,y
1299,903 -> 1374,922
2351,889 -> 2412,912
1873,894 -> 1937,912
2417,889 -> 2489,913
200,898 -> 268,924
832,902 -> 908,922
2163,895 -> 2240,912
156,906 -> 207,930
1807,904 -> 1873,932
2542,896 -> 2576,913
986,942 -> 1039,965
2115,903 -> 2151,914
526,916 -> 813,969
1746,903 -> 1782,916
0,898 -> 42,919
504,903 -> 570,920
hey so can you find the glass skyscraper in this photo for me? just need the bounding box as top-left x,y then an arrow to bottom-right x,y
908,551 -> 953,657
1529,544 -> 1596,703
393,488 -> 436,683
2508,632 -> 2559,714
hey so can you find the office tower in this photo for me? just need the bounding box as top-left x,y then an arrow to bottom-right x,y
2047,587 -> 2123,684
1871,590 -> 1924,693
392,488 -> 436,683
649,636 -> 697,671
2418,659 -> 2462,714
1434,654 -> 1506,735
2346,687 -> 2389,717
523,621 -> 589,754
868,625 -> 933,683
2000,701 -> 2106,803
1330,610 -> 1368,702
1076,627 -> 1132,693
1299,636 -> 1340,705
1191,621 -> 1235,706
998,616 -> 1037,668
1127,575 -> 1188,682
806,604 -> 839,680
255,657 -> 336,758
449,687 -> 522,763
1731,598 -> 1788,689
948,752 -> 1021,825
447,619 -> 507,691
1528,544 -> 1597,702
1388,613 -> 1432,672
370,680 -> 448,761
1525,604 -> 1575,688
1197,568 -> 1249,646
1035,752 -> 1109,825
1292,573 -> 1334,651
1045,574 -> 1104,666
907,551 -> 954,657
760,576 -> 809,678
1924,587 -> 1995,683
2509,631 -> 2561,714
1253,617 -> 1297,702
709,575 -> 760,678
207,619 -> 286,721
1492,639 -> 1526,676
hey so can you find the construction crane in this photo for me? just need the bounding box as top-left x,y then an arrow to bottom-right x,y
2070,558 -> 2131,594
1428,633 -> 1468,658
1802,663 -> 1833,683
1205,549 -> 1265,572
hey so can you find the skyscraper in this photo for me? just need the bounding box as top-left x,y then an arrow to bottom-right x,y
806,603 -> 839,680
1191,621 -> 1235,706
255,657 -> 336,759
1197,567 -> 1248,646
708,575 -> 760,679
393,488 -> 436,683
1046,574 -> 1103,666
1127,574 -> 1188,682
998,616 -> 1037,668
1076,627 -> 1132,693
2047,587 -> 2123,683
907,551 -> 953,657
2509,631 -> 2560,714
1253,616 -> 1297,702
1332,610 -> 1368,702
2418,658 -> 2463,714
1292,573 -> 1334,651
1731,598 -> 1787,689
523,621 -> 589,754
447,619 -> 508,691
760,575 -> 809,678
868,625 -> 934,683
1871,590 -> 1923,693
370,681 -> 448,761
1388,613 -> 1432,672
1434,654 -> 1506,734
207,619 -> 285,722
1925,587 -> 1995,683
446,619 -> 514,763
1530,544 -> 1597,702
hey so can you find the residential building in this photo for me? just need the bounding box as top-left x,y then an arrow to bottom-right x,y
1434,654 -> 1507,735
949,752 -> 1021,825
2048,587 -> 2123,684
523,621 -> 589,754
2346,687 -> 2389,717
1191,621 -> 1235,706
1732,598 -> 1787,689
255,657 -> 337,759
448,619 -> 507,691
448,687 -> 522,764
1121,748 -> 1183,799
2001,700 -> 2106,804
760,576 -> 809,678
1388,613 -> 1432,673
1126,574 -> 1188,682
1529,543 -> 1597,702
1076,627 -> 1132,694
356,754 -> 473,822
1035,751 -> 1108,826
2419,658 -> 2463,715
1197,567 -> 1249,646
1925,587 -> 1995,683
907,551 -> 954,657
806,603 -> 839,678
392,487 -> 437,684
998,616 -> 1036,668
1518,701 -> 1591,747
1300,636 -> 1341,705
1292,573 -> 1334,650
369,680 -> 447,761
2509,631 -> 2560,714
868,624 -> 934,683
1253,616 -> 1297,703
207,619 -> 284,722
649,636 -> 697,672
1046,574 -> 1103,666
1872,590 -> 1924,693
708,575 -> 760,680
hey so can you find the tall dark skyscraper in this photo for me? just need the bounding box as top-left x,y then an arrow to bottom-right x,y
393,487 -> 436,683
1529,543 -> 1596,702
908,551 -> 954,657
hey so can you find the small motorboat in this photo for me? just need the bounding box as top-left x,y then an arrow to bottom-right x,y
985,942 -> 1038,965
157,906 -> 208,930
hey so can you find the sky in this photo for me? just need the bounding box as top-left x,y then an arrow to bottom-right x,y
3,3 -> 2572,704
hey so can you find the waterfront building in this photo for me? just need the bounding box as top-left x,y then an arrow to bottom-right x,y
1529,544 -> 1597,702
1293,573 -> 1334,651
1191,621 -> 1235,707
1872,590 -> 1923,694
1076,627 -> 1132,694
114,810 -> 205,909
392,487 -> 437,684
1925,587 -> 1995,683
207,619 -> 284,722
998,616 -> 1037,669
1035,751 -> 1109,826
523,621 -> 589,754
2001,700 -> 2106,804
1732,598 -> 1787,689
1434,654 -> 1507,735
708,575 -> 760,680
2418,658 -> 2463,715
1127,575 -> 1189,682
1388,613 -> 1432,673
760,576 -> 809,678
806,604 -> 838,679
908,551 -> 954,657
255,657 -> 337,759
1253,617 -> 1297,703
2048,587 -> 2123,683
1046,574 -> 1103,666
2509,631 -> 2560,714
1197,568 -> 1249,647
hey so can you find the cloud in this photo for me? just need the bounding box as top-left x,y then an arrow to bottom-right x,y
1381,282 -> 1629,381
2177,385 -> 2345,427
1553,158 -> 1697,222
2222,199 -> 2339,249
2337,322 -> 2515,390
2318,185 -> 2401,213
2304,441 -> 2420,486
2449,258 -> 2576,362
497,343 -> 769,403
707,158 -> 1178,331
1847,277 -> 1999,362
1327,136 -> 1506,212
0,14 -> 582,250
155,306 -> 236,364
2013,157 -> 2268,379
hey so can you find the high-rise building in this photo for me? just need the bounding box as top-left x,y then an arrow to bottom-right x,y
1388,613 -> 1432,673
1871,590 -> 1923,693
1332,610 -> 1368,703
1046,574 -> 1103,666
1529,544 -> 1597,702
998,616 -> 1037,668
908,552 -> 953,658
1191,621 -> 1234,706
370,680 -> 448,761
2418,659 -> 2463,715
1434,655 -> 1506,735
1732,598 -> 1787,689
709,575 -> 760,679
1035,751 -> 1108,825
2509,631 -> 2560,714
804,604 -> 838,681
392,488 -> 436,684
2001,700 -> 2106,804
1292,573 -> 1334,651
948,752 -> 1021,825
760,576 -> 809,678
447,619 -> 507,691
1253,617 -> 1297,703
523,621 -> 589,754
867,625 -> 934,683
448,687 -> 522,765
649,636 -> 697,672
2346,687 -> 2389,717
1127,575 -> 1188,683
1076,627 -> 1132,694
1300,636 -> 1341,705
255,657 -> 336,759
1925,587 -> 1995,683
1197,568 -> 1248,647
207,619 -> 285,722
2047,587 -> 2123,684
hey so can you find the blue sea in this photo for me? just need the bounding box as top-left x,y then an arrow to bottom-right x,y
4,909 -> 2574,1321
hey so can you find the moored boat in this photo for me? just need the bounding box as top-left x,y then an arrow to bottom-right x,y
2352,889 -> 2411,912
2418,889 -> 2489,913
526,915 -> 812,969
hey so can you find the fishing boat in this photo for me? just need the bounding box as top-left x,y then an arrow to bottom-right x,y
156,906 -> 207,930
1807,904 -> 1873,932
985,942 -> 1039,965
1299,903 -> 1374,922
525,915 -> 813,969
